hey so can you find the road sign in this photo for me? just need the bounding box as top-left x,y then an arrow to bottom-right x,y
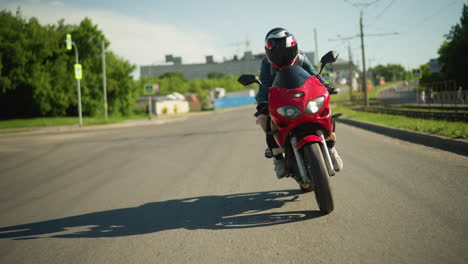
74,64 -> 82,79
321,70 -> 333,83
144,84 -> 154,95
66,34 -> 72,50
412,69 -> 422,79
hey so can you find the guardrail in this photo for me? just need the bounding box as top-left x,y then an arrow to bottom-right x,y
350,106 -> 468,122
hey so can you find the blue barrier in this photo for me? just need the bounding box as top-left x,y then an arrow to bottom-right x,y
214,96 -> 256,110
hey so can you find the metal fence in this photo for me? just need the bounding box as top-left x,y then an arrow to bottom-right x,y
417,80 -> 466,105
376,80 -> 418,104
374,80 -> 467,105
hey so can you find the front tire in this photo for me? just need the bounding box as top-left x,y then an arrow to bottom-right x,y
303,142 -> 334,214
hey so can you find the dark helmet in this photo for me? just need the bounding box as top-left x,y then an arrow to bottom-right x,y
265,28 -> 298,69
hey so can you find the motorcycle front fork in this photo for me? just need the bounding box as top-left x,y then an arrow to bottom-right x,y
318,133 -> 336,177
288,134 -> 336,184
290,137 -> 310,184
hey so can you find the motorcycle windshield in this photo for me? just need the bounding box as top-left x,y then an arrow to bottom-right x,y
272,65 -> 311,89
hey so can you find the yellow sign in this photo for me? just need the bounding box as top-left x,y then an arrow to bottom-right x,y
74,64 -> 82,80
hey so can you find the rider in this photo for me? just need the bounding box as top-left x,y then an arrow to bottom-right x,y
255,27 -> 343,179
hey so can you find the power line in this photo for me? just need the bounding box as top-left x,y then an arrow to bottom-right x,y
329,34 -> 360,41
421,0 -> 458,22
344,0 -> 383,8
399,0 -> 458,35
329,32 -> 397,41
365,0 -> 396,27
366,32 -> 399,37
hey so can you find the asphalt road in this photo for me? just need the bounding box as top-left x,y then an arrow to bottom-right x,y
0,107 -> 467,264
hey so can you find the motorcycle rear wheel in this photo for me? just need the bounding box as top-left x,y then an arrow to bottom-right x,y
303,142 -> 334,214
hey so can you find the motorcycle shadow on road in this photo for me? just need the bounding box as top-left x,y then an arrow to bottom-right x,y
0,190 -> 323,240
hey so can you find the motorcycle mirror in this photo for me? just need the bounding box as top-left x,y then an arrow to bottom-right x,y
320,51 -> 340,64
319,51 -> 340,74
237,74 -> 262,86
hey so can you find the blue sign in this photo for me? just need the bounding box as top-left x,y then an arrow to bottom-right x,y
144,84 -> 154,95
214,96 -> 256,110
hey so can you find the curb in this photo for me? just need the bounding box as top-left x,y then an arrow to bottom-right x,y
0,107 -> 254,136
0,117 -> 187,136
337,118 -> 468,156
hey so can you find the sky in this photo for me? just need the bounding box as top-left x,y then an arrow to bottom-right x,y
1,0 -> 467,79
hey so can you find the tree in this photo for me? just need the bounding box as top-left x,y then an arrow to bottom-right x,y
368,64 -> 406,82
0,10 -> 138,118
419,63 -> 446,87
0,9 -> 75,117
207,72 -> 230,79
438,4 -> 468,89
159,72 -> 186,81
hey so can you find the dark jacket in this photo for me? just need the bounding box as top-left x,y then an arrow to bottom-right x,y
255,51 -> 329,104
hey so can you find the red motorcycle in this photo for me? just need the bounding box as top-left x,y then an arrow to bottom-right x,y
238,51 -> 341,214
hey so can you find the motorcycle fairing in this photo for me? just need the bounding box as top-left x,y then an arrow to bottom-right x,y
268,66 -> 333,148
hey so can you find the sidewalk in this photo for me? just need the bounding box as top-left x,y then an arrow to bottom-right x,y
0,106 -> 252,136
0,116 -> 187,136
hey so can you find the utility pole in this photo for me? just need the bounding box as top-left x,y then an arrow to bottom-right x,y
101,40 -> 108,121
314,28 -> 319,66
348,42 -> 353,100
360,10 -> 368,106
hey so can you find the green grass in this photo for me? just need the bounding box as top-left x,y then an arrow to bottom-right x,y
333,104 -> 468,139
0,114 -> 149,130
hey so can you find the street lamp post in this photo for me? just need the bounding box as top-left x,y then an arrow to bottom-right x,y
72,42 -> 83,127
67,34 -> 83,127
101,40 -> 108,121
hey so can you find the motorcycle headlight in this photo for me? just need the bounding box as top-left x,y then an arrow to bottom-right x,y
306,96 -> 325,114
276,106 -> 301,119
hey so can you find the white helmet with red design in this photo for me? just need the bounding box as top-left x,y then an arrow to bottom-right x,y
265,28 -> 298,69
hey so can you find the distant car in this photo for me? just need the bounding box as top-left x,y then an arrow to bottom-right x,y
184,94 -> 199,102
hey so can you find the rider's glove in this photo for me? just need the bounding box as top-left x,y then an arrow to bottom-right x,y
254,103 -> 268,117
325,83 -> 338,95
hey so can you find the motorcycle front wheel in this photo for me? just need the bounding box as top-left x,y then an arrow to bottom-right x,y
303,142 -> 334,214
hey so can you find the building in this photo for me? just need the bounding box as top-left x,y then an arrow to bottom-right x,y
140,51 -> 356,84
325,58 -> 359,85
141,52 -> 316,80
